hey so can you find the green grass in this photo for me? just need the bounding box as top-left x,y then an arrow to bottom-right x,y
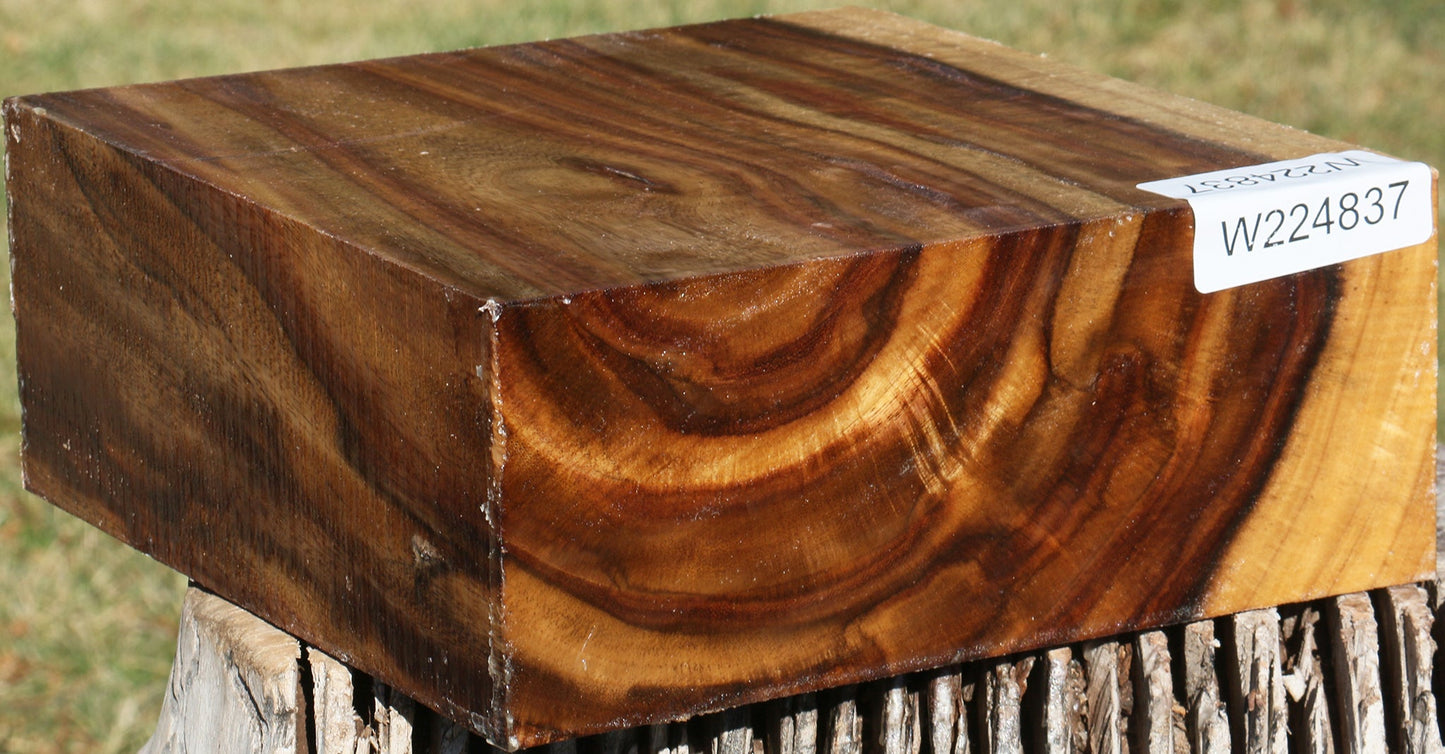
0,0 -> 1440,750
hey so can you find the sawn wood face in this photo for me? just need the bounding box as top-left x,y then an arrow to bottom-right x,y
4,8 -> 1436,747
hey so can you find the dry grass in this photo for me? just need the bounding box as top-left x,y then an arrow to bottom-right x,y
0,0 -> 1439,750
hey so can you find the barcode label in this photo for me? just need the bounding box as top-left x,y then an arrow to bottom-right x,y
1137,151 -> 1434,293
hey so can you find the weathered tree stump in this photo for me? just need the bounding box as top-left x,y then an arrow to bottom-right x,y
141,581 -> 1445,754
140,590 -> 302,754
143,454 -> 1445,752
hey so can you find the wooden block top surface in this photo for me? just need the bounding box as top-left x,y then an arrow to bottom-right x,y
5,8 -> 1437,748
6,7 -> 1348,301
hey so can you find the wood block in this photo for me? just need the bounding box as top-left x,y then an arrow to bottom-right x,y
3,7 -> 1436,747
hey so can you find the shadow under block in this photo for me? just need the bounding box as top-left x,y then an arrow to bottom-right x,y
4,8 -> 1437,748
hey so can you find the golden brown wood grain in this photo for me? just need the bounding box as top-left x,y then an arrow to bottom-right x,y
4,7 -> 1436,747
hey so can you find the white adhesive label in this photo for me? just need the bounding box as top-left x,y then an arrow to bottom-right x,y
1137,150 -> 1434,293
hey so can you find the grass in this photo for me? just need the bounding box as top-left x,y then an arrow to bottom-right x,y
0,0 -> 1440,750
